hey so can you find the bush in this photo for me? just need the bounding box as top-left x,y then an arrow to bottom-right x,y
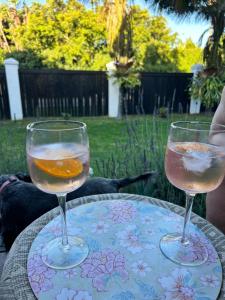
5,50 -> 43,69
190,72 -> 225,109
159,106 -> 168,118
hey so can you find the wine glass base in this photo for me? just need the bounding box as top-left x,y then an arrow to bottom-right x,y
160,233 -> 208,266
42,236 -> 89,269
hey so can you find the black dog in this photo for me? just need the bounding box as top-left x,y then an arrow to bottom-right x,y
0,172 -> 153,250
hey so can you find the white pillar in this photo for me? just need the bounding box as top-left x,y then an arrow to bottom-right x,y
4,58 -> 23,120
190,64 -> 203,114
106,61 -> 120,118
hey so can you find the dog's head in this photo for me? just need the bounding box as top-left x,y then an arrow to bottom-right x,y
0,175 -> 12,188
14,172 -> 32,183
0,173 -> 31,189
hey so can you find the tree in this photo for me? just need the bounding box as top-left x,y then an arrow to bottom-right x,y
5,0 -> 108,69
148,0 -> 225,69
176,39 -> 203,72
133,11 -> 179,71
131,6 -> 202,72
0,0 -> 202,72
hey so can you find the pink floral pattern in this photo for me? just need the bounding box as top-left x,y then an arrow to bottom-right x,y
177,234 -> 217,264
131,260 -> 152,277
107,201 -> 136,223
27,199 -> 221,300
200,274 -> 220,287
80,249 -> 128,291
27,254 -> 56,295
116,225 -> 155,254
198,235 -> 218,264
159,268 -> 195,300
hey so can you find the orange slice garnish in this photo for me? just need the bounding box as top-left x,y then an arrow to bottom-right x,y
34,158 -> 83,178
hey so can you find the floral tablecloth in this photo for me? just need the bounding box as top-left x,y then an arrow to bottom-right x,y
27,199 -> 222,300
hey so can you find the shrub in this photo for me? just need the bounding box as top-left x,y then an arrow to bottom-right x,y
159,106 -> 168,118
190,72 -> 225,109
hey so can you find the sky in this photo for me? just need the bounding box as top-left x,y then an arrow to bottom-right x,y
157,15 -> 209,45
139,0 -> 210,46
0,0 -> 210,46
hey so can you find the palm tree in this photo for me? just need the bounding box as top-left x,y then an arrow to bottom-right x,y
103,0 -> 134,70
148,0 -> 225,69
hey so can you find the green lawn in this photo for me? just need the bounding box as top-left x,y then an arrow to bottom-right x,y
0,114 -> 213,174
0,116 -> 130,173
0,113 -> 213,217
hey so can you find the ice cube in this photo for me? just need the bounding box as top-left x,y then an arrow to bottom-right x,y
182,151 -> 212,174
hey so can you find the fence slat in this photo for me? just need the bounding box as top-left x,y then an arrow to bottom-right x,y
0,70 -> 10,119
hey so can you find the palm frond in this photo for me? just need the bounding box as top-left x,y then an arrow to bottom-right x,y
147,0 -> 225,68
147,0 -> 209,22
148,0 -> 197,14
198,26 -> 211,46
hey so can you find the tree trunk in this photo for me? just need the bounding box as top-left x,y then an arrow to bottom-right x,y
0,20 -> 10,52
204,12 -> 224,68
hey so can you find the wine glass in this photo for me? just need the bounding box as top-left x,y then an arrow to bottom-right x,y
26,120 -> 90,269
160,121 -> 225,266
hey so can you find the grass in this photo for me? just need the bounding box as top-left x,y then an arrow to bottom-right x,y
0,116 -> 129,173
0,113 -> 213,174
0,113 -> 213,217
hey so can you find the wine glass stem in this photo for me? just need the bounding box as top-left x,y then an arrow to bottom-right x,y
57,194 -> 69,247
181,193 -> 195,244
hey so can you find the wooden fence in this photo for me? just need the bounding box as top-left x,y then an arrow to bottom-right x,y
0,70 -> 10,119
19,70 -> 108,118
0,69 -> 194,119
123,72 -> 193,115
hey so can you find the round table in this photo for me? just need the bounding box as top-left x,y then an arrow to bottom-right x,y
1,193 -> 225,299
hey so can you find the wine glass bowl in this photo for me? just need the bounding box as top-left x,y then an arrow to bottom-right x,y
26,120 -> 90,269
27,141 -> 89,195
160,121 -> 225,266
165,141 -> 225,195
